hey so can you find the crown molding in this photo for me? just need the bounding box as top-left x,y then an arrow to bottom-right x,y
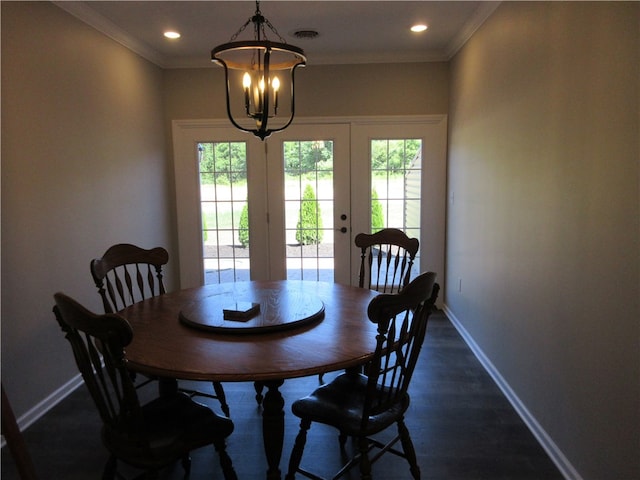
52,1 -> 167,67
445,1 -> 501,59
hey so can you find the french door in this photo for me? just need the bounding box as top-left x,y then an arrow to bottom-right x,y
264,124 -> 351,284
173,116 -> 446,293
172,120 -> 350,287
351,119 -> 447,289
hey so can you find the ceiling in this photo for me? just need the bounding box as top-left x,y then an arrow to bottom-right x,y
55,1 -> 500,68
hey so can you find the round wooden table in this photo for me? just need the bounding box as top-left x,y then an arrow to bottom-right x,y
120,280 -> 380,480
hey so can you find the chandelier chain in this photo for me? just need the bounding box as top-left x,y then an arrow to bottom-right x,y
263,17 -> 288,44
226,1 -> 288,44
229,18 -> 252,42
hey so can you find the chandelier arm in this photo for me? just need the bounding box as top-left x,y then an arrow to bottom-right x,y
218,58 -> 257,136
257,48 -> 271,136
262,61 -> 305,136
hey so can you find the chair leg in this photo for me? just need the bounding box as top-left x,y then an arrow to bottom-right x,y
212,381 -> 230,417
285,419 -> 311,480
254,381 -> 264,405
338,431 -> 348,449
181,454 -> 192,474
158,377 -> 178,397
398,419 -> 420,479
214,439 -> 238,480
357,437 -> 372,480
102,455 -> 117,480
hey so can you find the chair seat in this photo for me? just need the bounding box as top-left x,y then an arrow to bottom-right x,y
291,373 -> 410,437
103,392 -> 234,470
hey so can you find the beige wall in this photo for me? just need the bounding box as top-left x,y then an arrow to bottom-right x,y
447,2 -> 639,479
162,61 -> 449,122
1,2 -> 173,417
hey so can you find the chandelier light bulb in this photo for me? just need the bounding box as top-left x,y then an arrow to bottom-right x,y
272,76 -> 280,113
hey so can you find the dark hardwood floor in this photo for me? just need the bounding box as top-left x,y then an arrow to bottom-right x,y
1,311 -> 564,479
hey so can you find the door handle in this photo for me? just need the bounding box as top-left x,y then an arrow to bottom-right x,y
337,214 -> 348,233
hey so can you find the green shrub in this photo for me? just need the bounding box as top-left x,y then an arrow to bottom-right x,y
371,188 -> 385,233
238,203 -> 249,247
202,214 -> 208,242
296,185 -> 323,245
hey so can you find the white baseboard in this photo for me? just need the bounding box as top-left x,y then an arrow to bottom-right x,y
1,374 -> 84,448
442,305 -> 582,480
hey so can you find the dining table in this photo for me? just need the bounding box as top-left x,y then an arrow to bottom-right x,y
119,279 -> 380,480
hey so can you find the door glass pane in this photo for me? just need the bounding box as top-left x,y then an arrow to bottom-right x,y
284,140 -> 334,281
198,142 -> 250,284
370,138 -> 422,279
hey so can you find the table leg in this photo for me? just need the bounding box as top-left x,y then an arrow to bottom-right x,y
262,379 -> 285,480
158,377 -> 178,397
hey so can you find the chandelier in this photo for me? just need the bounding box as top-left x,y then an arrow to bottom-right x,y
211,1 -> 307,140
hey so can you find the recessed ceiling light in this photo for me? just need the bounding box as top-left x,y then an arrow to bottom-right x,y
411,24 -> 428,33
164,31 -> 181,39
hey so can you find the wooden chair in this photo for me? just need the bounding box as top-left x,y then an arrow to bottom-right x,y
90,243 -> 230,417
1,384 -> 38,480
285,272 -> 439,480
53,292 -> 237,480
90,243 -> 169,313
355,228 -> 419,293
315,228 -> 420,385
